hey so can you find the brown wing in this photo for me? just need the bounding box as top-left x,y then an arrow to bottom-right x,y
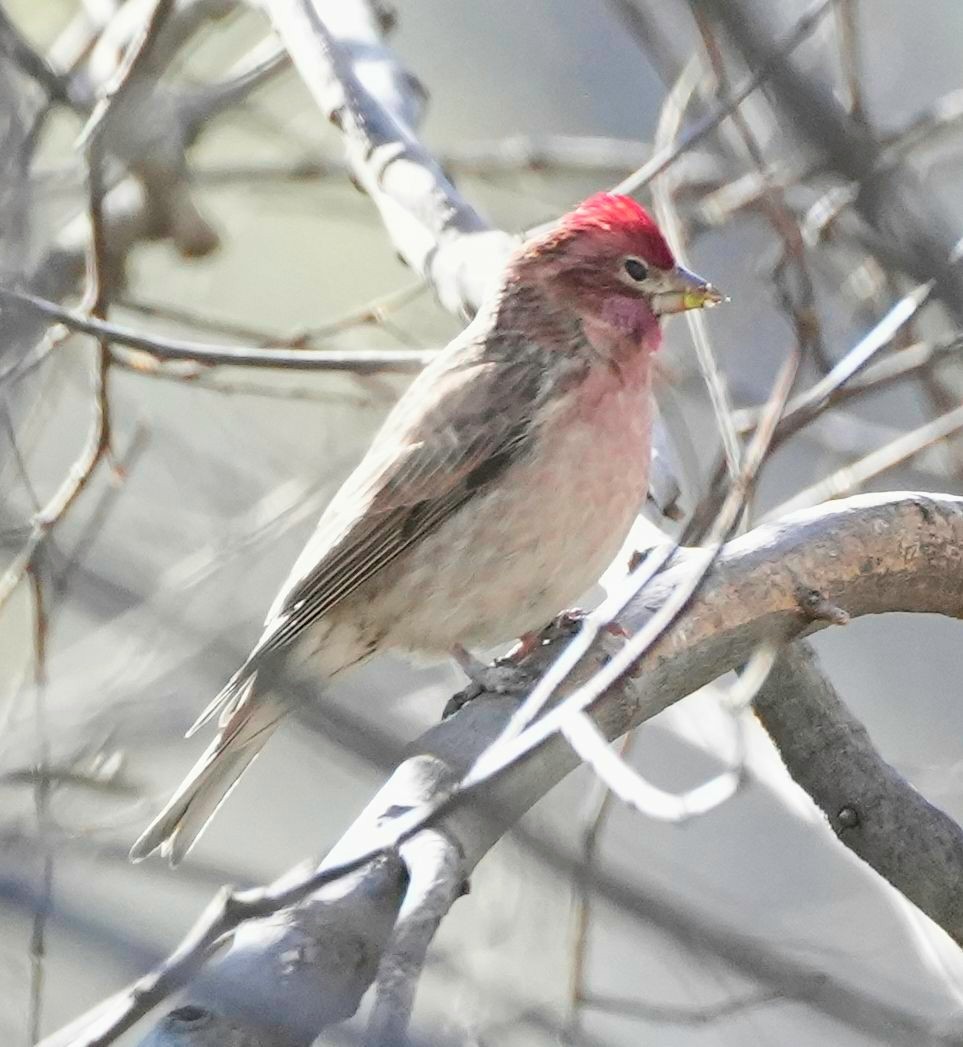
252,339 -> 546,658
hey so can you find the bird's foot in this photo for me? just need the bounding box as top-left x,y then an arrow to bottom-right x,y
442,668 -> 527,719
555,608 -> 587,632
443,613 -> 602,720
548,608 -> 628,640
443,643 -> 531,719
451,643 -> 529,695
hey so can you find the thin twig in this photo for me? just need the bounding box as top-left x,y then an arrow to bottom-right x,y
118,277 -> 426,353
835,0 -> 865,124
115,294 -> 292,346
837,334 -> 963,403
692,281 -> 934,535
0,765 -> 138,798
696,11 -> 827,370
579,986 -> 794,1025
605,0 -> 690,84
0,192 -> 114,613
561,643 -> 778,826
183,40 -> 290,120
607,0 -> 835,198
705,0 -> 963,315
766,402 -> 963,520
270,278 -> 428,347
0,7 -> 71,103
75,0 -> 176,153
50,424 -> 148,600
743,281 -> 933,447
183,134 -> 653,188
885,88 -> 963,162
26,567 -> 53,1047
566,734 -> 633,1038
0,0 -> 182,609
651,56 -> 743,480
0,286 -> 434,376
106,361 -> 381,404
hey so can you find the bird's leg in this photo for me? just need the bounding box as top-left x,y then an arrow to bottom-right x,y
451,643 -> 489,680
501,631 -> 540,663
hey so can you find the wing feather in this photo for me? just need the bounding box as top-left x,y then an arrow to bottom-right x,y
250,335 -> 549,660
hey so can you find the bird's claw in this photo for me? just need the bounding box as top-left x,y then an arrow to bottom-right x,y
443,647 -> 531,720
471,663 -> 530,695
540,607 -> 587,642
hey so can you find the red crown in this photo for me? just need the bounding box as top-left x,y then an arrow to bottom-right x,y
561,193 -> 675,269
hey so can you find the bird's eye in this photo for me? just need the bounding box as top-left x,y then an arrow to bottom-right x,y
623,258 -> 648,282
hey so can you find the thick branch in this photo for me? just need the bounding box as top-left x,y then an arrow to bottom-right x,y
755,640 -> 963,945
114,491 -> 963,1046
262,0 -> 516,316
365,831 -> 464,1045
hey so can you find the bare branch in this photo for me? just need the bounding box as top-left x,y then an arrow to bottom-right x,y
179,134 -> 656,189
886,88 -> 963,162
0,286 -> 433,377
608,0 -> 834,199
262,0 -> 516,316
0,7 -> 71,103
49,491 -> 963,1046
699,0 -> 963,315
364,831 -> 464,1045
77,0 -> 177,153
180,40 -> 290,122
755,641 -> 963,946
736,281 -> 934,446
693,282 -> 937,537
566,735 -> 630,1038
0,0 -> 182,611
26,566 -> 53,1047
579,986 -> 799,1026
650,57 -> 744,479
834,0 -> 866,124
561,642 -> 777,824
695,9 -> 827,369
767,403 -> 963,519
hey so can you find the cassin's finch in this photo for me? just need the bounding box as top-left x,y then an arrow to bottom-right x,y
131,193 -> 723,864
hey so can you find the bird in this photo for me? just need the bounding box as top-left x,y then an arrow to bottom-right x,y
130,192 -> 723,864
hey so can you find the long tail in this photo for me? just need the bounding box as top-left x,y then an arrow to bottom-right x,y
130,672 -> 285,865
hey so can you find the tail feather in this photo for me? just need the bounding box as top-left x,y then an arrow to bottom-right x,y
185,665 -> 257,738
130,677 -> 283,865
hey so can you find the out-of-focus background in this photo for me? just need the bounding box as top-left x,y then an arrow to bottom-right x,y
2,1 -> 963,1044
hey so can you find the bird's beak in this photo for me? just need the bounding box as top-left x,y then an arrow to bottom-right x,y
652,265 -> 726,316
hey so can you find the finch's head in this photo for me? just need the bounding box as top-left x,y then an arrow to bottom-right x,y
514,193 -> 724,350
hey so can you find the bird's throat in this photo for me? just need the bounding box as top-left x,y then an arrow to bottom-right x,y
580,295 -> 662,363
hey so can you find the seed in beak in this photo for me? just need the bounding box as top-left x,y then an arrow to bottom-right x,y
683,284 -> 726,310
655,283 -> 728,315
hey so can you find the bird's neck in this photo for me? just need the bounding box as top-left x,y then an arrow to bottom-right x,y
492,278 -> 661,366
491,277 -> 587,354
